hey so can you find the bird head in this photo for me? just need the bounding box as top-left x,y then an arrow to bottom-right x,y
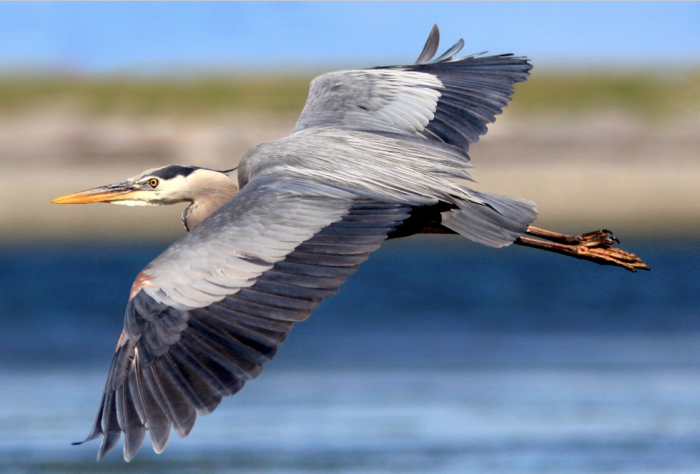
52,165 -> 238,207
52,165 -> 239,230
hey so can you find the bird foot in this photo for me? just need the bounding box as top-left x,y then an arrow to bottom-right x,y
572,237 -> 649,272
516,226 -> 650,272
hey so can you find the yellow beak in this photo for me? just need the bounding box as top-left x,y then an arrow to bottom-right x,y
51,183 -> 138,204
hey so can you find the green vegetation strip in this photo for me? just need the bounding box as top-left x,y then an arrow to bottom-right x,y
0,75 -> 313,115
509,72 -> 700,120
0,72 -> 697,119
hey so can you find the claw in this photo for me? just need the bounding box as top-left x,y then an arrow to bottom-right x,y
578,229 -> 617,246
601,229 -> 621,244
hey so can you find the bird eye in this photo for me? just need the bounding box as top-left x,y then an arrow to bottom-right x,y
148,178 -> 159,188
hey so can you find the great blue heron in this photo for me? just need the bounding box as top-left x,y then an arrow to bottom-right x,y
52,25 -> 649,462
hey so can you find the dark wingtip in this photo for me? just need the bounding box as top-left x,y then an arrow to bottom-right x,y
415,24 -> 440,65
71,427 -> 102,446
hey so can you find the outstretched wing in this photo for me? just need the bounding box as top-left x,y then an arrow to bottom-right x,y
78,177 -> 412,461
292,24 -> 531,154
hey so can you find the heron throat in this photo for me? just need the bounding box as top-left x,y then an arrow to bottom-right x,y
181,190 -> 235,231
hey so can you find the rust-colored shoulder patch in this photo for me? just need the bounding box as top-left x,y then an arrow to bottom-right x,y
130,270 -> 155,300
115,331 -> 126,352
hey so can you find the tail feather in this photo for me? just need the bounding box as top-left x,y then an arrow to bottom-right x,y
442,190 -> 537,248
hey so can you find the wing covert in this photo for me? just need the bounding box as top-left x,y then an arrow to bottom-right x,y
79,178 -> 412,460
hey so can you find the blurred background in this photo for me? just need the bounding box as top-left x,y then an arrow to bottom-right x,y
1,3 -> 700,474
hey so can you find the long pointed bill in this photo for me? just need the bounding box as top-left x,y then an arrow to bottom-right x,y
51,183 -> 138,204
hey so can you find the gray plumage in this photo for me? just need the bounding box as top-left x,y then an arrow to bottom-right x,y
73,25 -> 538,461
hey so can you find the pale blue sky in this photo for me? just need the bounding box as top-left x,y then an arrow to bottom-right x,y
0,2 -> 698,73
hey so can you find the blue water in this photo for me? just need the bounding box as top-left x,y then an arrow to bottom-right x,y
1,238 -> 699,473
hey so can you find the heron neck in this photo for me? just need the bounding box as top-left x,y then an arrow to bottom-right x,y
181,185 -> 238,231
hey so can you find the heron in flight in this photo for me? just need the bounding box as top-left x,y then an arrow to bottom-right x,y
52,25 -> 649,461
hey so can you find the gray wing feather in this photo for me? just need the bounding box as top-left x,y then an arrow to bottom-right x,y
292,26 -> 531,154
240,129 -> 474,207
429,38 -> 464,64
116,378 -> 146,462
414,24 -> 440,65
80,178 -> 412,460
138,178 -> 359,310
130,354 -> 171,454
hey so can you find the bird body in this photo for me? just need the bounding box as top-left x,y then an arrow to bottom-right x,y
51,25 -> 649,462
